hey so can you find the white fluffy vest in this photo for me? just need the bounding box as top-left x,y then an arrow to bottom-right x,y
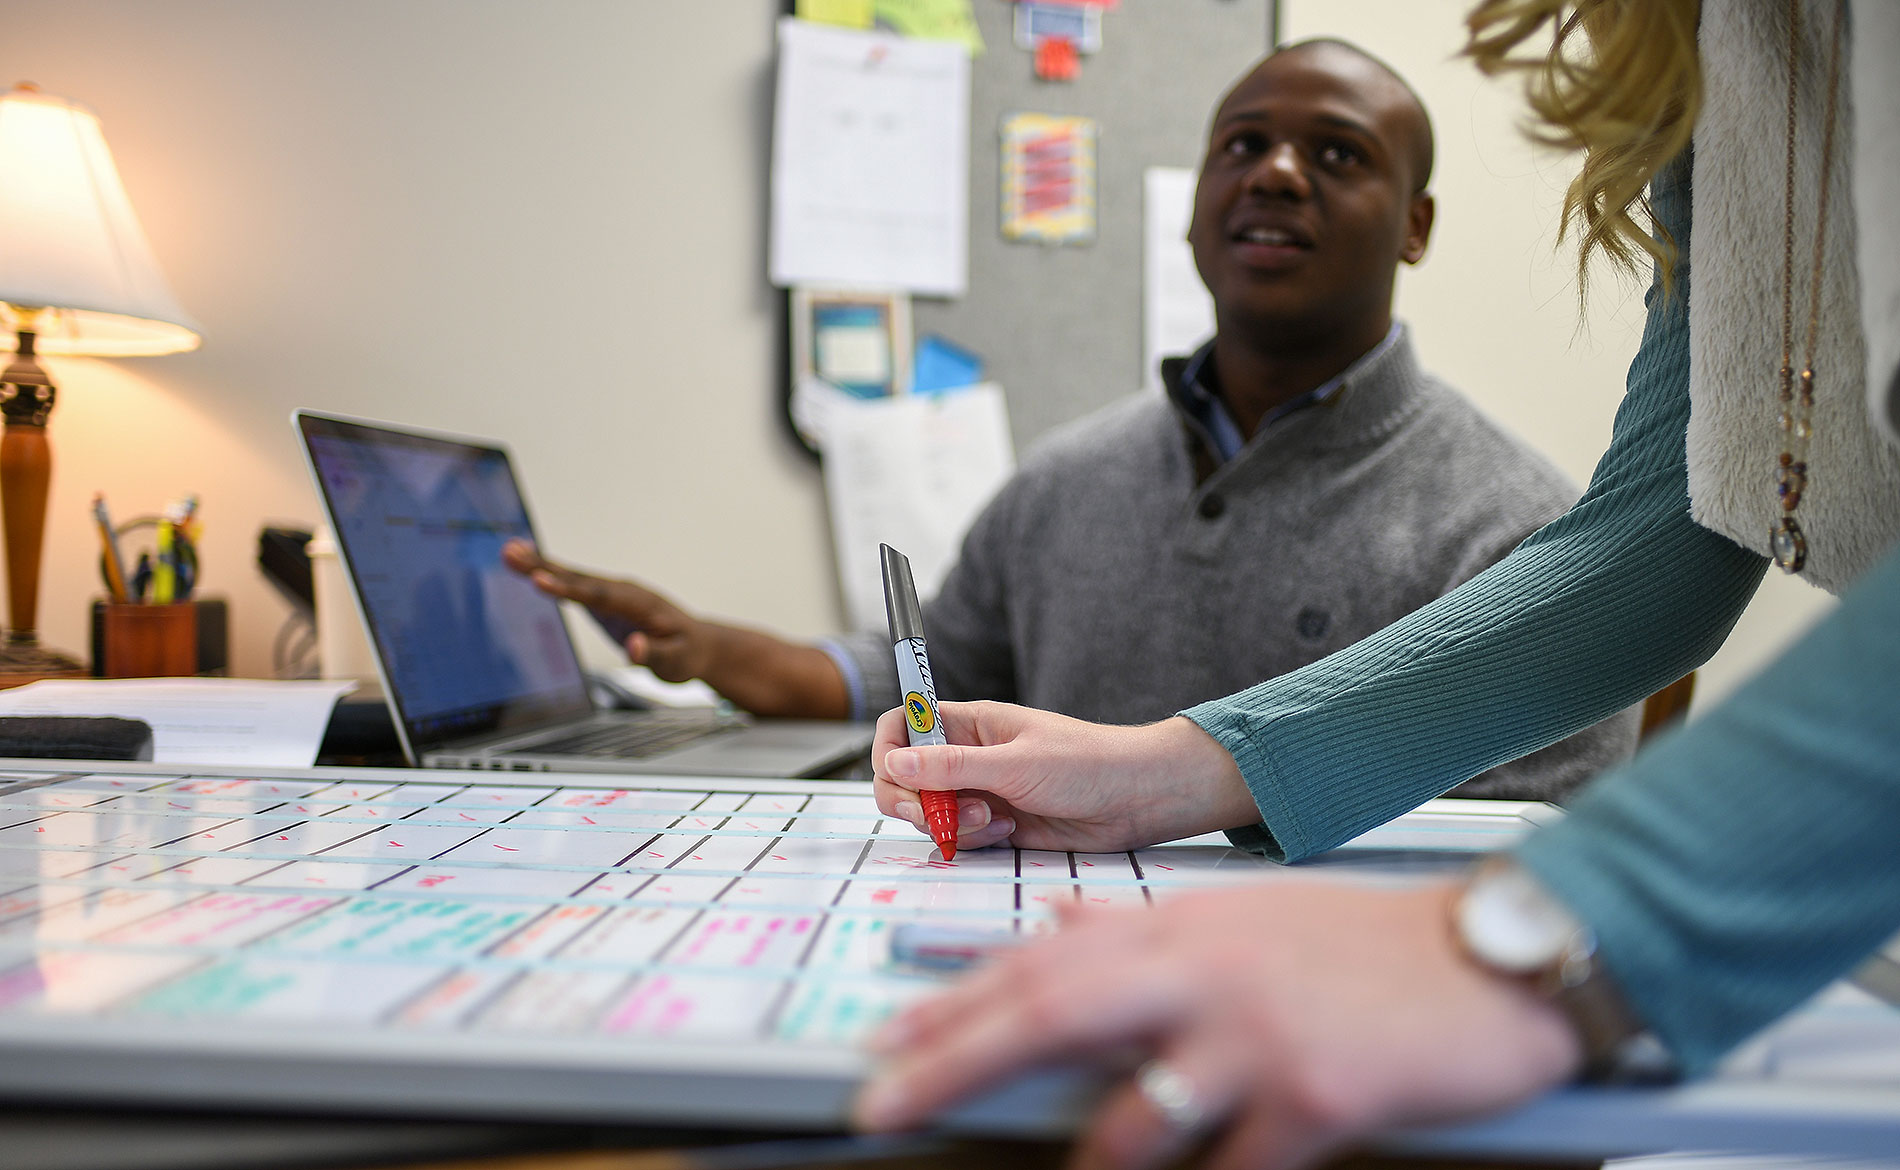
1688,0 -> 1900,594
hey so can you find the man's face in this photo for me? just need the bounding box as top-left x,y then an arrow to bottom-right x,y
1188,46 -> 1433,347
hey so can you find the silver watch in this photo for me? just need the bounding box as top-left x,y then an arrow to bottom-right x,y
1453,858 -> 1648,1079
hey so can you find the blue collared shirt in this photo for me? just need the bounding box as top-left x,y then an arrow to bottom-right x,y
1172,322 -> 1403,464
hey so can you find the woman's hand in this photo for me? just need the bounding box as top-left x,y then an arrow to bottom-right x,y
871,701 -> 1261,854
855,880 -> 1582,1170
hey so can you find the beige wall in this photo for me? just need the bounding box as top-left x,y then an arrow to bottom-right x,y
2,1 -> 837,681
0,0 -> 1832,709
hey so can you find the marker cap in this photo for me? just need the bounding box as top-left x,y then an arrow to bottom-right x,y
880,543 -> 926,643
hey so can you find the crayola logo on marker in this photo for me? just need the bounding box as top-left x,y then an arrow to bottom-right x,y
905,692 -> 935,735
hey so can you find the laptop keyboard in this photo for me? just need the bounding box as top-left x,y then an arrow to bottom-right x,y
518,711 -> 739,760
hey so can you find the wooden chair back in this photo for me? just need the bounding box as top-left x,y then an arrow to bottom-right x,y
1639,672 -> 1696,741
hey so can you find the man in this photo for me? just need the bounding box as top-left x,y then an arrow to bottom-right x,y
507,39 -> 1638,800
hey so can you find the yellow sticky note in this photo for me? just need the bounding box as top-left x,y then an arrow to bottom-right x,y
874,0 -> 985,55
797,0 -> 875,28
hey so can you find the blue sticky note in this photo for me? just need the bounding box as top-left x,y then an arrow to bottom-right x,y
911,334 -> 984,395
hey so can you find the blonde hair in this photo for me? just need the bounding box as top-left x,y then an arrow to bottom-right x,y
1464,0 -> 1702,302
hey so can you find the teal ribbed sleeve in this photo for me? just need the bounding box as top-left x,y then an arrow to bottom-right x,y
1519,540 -> 1900,1074
1185,154 -> 1771,863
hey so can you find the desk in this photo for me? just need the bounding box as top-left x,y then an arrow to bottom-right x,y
0,1109 -> 1602,1170
0,762 -> 1892,1168
0,667 -> 89,691
0,1111 -> 1074,1170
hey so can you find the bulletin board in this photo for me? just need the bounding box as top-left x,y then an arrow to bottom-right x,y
778,1 -> 1274,454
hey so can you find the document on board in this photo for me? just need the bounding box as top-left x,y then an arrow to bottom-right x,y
818,383 -> 1014,630
876,0 -> 985,55
770,17 -> 971,296
1144,166 -> 1216,392
1000,113 -> 1098,244
0,677 -> 356,768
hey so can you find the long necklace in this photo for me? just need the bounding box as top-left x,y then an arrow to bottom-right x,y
1771,0 -> 1847,574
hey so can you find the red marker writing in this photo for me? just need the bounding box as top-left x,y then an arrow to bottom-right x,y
881,544 -> 960,862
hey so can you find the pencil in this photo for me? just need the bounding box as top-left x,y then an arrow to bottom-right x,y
93,493 -> 130,603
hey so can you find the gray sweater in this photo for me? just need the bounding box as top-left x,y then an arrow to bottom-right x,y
830,329 -> 1639,801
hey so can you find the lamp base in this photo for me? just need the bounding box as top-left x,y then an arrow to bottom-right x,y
0,635 -> 87,689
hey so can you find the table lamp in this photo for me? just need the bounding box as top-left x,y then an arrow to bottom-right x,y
0,82 -> 201,681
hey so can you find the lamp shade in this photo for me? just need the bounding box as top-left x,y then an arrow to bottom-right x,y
0,83 -> 200,356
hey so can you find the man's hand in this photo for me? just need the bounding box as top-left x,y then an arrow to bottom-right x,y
871,702 -> 1261,854
855,881 -> 1582,1170
500,540 -> 712,682
500,540 -> 850,719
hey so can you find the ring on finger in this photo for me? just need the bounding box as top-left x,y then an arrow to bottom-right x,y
1135,1059 -> 1208,1135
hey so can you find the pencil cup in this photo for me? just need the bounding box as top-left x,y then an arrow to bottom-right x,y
99,603 -> 198,678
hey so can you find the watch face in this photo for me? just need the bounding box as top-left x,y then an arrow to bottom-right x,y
1458,863 -> 1583,973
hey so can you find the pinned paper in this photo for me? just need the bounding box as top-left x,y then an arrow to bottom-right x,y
875,0 -> 985,55
797,0 -> 874,28
816,305 -> 898,396
1143,166 -> 1215,391
819,384 -> 1016,631
1000,113 -> 1097,243
790,376 -> 855,453
1033,36 -> 1080,81
1015,3 -> 1102,53
791,287 -> 913,409
770,19 -> 970,296
912,334 -> 984,395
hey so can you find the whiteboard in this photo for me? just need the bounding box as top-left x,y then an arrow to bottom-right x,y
0,762 -> 1545,1130
2,762 -> 1896,1160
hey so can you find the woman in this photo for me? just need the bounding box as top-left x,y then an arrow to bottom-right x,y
855,2 -> 1900,1167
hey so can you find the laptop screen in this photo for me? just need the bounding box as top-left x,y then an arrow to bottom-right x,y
296,412 -> 593,749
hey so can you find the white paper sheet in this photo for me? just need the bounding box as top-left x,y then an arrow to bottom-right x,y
789,374 -> 858,451
770,17 -> 970,296
1143,166 -> 1216,392
818,383 -> 1014,631
0,678 -> 356,768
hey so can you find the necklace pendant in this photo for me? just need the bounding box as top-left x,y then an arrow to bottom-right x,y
1771,516 -> 1808,574
1776,462 -> 1807,509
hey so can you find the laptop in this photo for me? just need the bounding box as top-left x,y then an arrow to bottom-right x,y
293,410 -> 873,776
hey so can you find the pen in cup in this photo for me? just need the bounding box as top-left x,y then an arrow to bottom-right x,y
92,493 -> 130,603
147,496 -> 202,604
130,552 -> 153,603
153,511 -> 177,604
175,495 -> 200,601
880,543 -> 962,862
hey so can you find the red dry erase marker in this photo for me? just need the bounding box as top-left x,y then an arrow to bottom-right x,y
881,543 -> 959,862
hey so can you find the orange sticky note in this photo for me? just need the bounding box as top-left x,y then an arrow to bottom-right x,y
1034,35 -> 1080,81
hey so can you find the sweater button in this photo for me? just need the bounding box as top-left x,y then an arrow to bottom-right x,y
1197,494 -> 1225,520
